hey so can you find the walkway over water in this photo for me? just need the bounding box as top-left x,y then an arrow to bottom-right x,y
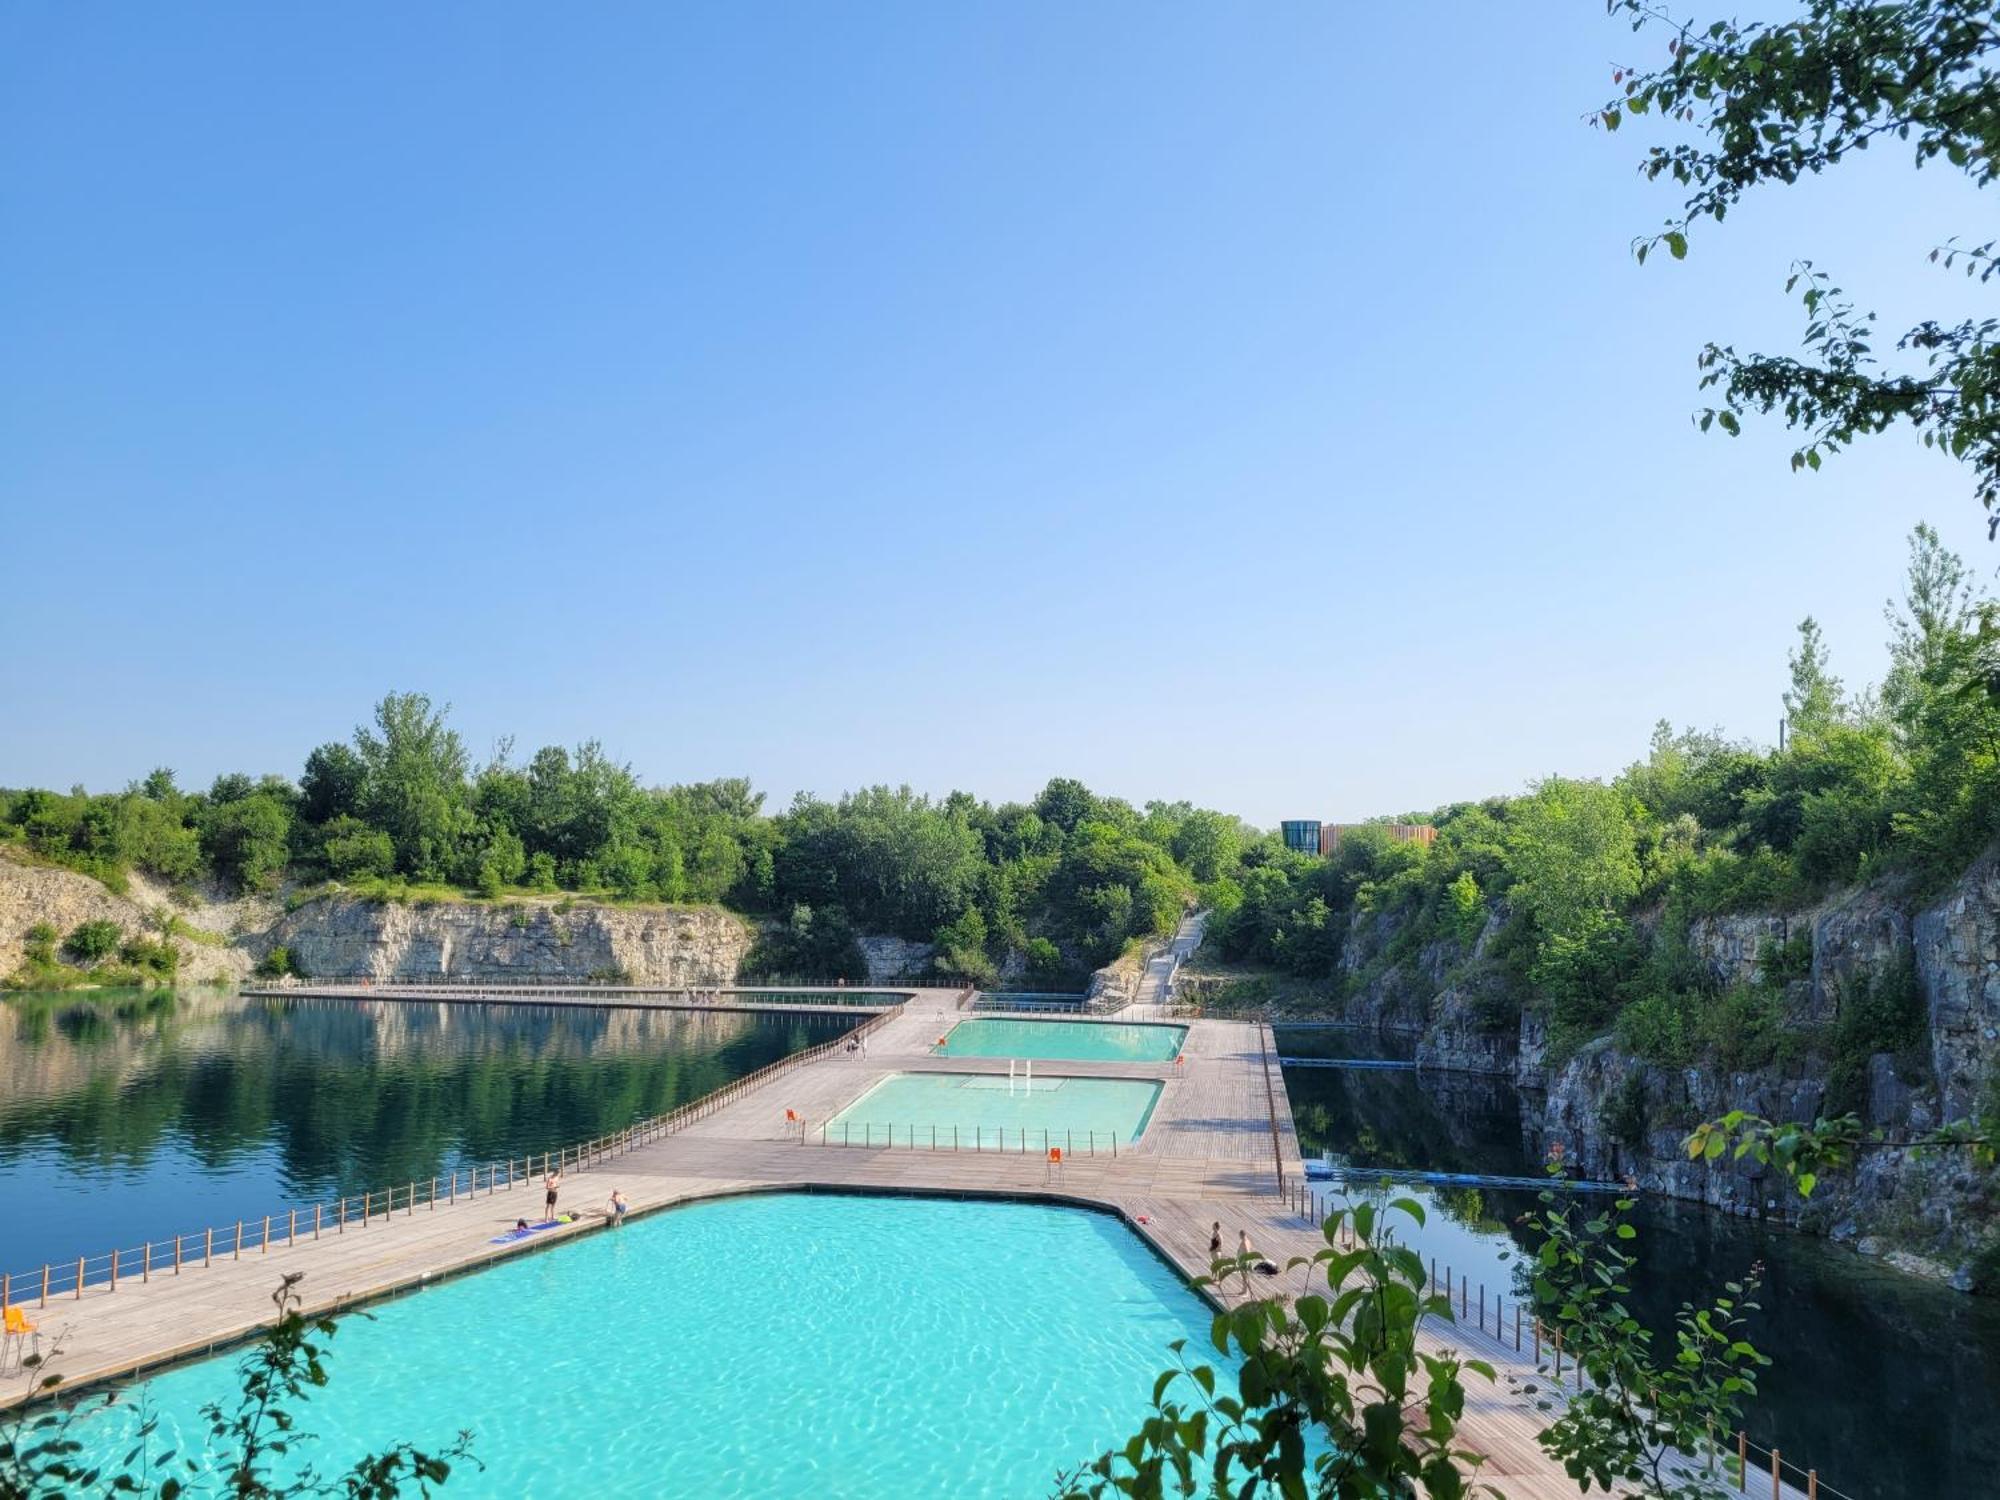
4,984 -> 1807,1499
239,980 -> 911,1015
1278,1055 -> 1418,1070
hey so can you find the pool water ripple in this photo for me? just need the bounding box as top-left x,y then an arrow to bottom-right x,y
73,1194 -> 1229,1498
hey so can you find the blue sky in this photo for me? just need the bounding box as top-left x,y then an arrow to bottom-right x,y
1,3 -> 1989,825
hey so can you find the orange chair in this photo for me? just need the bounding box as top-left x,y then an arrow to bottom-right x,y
2,1305 -> 38,1373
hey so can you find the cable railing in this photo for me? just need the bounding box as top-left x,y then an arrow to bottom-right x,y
0,1001 -> 905,1313
1282,1178 -> 1847,1500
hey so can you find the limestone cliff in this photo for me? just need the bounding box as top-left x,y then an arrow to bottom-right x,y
0,855 -> 252,985
261,895 -> 754,985
0,852 -> 757,990
1317,844 -> 2000,1288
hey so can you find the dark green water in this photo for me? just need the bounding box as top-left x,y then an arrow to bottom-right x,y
1278,1026 -> 2000,1500
0,990 -> 848,1281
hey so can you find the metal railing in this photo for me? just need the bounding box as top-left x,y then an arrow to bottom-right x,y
966,992 -> 1093,1014
0,1002 -> 905,1312
240,979 -> 912,1010
1283,1178 -> 1845,1500
814,1121 -> 1120,1156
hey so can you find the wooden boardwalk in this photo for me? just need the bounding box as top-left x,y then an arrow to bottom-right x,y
4,988 -> 1804,1499
238,981 -> 910,1016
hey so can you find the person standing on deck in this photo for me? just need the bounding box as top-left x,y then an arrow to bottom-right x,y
544,1168 -> 563,1218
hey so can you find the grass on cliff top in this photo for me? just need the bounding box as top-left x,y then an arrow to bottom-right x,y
287,876 -> 740,918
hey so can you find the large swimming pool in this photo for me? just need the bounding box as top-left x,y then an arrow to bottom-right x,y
935,1018 -> 1187,1062
824,1071 -> 1162,1149
70,1194 -> 1223,1497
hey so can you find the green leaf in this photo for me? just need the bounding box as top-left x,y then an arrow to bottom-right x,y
1665,230 -> 1688,260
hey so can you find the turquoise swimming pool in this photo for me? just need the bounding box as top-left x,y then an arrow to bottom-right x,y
70,1194 -> 1225,1497
825,1071 -> 1162,1149
935,1017 -> 1187,1062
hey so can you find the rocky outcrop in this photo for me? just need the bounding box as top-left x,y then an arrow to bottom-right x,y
1915,845 -> 2000,1118
263,895 -> 753,985
0,852 -> 756,990
857,935 -> 934,984
0,855 -> 251,985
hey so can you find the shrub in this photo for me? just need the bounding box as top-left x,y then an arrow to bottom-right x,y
112,936 -> 179,981
256,945 -> 297,979
63,920 -> 122,964
1757,928 -> 1814,985
22,922 -> 58,964
1616,992 -> 1693,1068
1604,1070 -> 1651,1148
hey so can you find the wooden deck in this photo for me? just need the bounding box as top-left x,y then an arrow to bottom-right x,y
3,986 -> 1801,1498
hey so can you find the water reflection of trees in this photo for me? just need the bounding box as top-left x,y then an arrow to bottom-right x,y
0,992 -> 838,1196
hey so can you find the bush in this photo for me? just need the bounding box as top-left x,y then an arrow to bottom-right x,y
22,922 -> 58,965
63,920 -> 123,964
1604,1070 -> 1651,1148
321,817 -> 395,880
1616,992 -> 1693,1068
1825,958 -> 1928,1117
256,946 -> 297,979
117,936 -> 179,980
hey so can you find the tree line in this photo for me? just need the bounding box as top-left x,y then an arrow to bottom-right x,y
1,704 -> 1256,987
1209,523 -> 2000,1080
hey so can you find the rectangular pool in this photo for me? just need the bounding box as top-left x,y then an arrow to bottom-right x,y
933,1018 -> 1187,1062
825,1071 -> 1163,1149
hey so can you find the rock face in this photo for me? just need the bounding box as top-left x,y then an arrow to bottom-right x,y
0,855 -> 251,985
857,935 -> 934,984
1311,844 -> 2000,1287
1915,845 -> 2000,1118
264,896 -> 753,985
0,852 -> 756,990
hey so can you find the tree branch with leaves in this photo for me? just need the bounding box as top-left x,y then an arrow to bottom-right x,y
1599,0 -> 2000,531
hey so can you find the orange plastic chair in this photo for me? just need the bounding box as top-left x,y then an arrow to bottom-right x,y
2,1305 -> 37,1372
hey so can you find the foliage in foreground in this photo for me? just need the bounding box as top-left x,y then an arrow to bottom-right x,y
1527,1168 -> 1768,1500
1058,1182 -> 1769,1500
0,1274 -> 471,1499
1053,1198 -> 1496,1500
1601,0 -> 2000,532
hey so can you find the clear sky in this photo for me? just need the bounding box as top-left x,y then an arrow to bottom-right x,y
2,3 -> 1989,826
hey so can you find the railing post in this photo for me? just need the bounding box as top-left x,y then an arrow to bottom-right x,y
289,1209 -> 297,1246
315,1205 -> 322,1241
261,1215 -> 270,1253
174,1238 -> 183,1275
109,1249 -> 117,1292
205,1228 -> 213,1268
40,1264 -> 48,1307
235,1221 -> 244,1260
143,1244 -> 150,1284
75,1257 -> 84,1299
1769,1450 -> 1780,1500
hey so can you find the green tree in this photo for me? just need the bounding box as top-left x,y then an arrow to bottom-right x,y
299,742 -> 368,826
1506,778 -> 1641,944
1601,0 -> 2000,530
1782,617 -> 1846,742
352,694 -> 471,881
200,792 -> 294,892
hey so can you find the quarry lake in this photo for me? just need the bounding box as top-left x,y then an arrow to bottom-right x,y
0,989 -> 850,1277
1278,1025 -> 2000,1500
